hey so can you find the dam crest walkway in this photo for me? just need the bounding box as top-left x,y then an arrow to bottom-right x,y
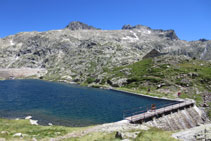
124,100 -> 195,123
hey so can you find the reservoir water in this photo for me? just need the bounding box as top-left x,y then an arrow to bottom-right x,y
0,79 -> 177,126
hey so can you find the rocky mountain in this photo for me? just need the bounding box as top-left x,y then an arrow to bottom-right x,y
0,21 -> 210,82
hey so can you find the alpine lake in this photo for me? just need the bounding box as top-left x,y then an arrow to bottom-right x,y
0,79 -> 178,127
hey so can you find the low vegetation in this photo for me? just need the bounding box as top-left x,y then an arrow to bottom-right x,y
0,118 -> 178,141
65,132 -> 119,141
61,128 -> 176,141
134,128 -> 177,141
0,118 -> 83,141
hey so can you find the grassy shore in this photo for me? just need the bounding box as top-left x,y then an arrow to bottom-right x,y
63,129 -> 177,141
0,118 -> 177,141
0,118 -> 85,141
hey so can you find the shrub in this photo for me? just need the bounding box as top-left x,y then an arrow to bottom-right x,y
86,77 -> 96,84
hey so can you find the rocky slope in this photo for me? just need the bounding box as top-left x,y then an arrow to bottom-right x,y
0,21 -> 210,82
172,123 -> 211,141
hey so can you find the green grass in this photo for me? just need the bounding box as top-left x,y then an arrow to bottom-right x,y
179,93 -> 203,105
0,118 -> 178,141
129,58 -> 153,77
0,118 -> 84,141
207,102 -> 211,119
65,132 -> 120,141
135,128 -> 177,141
64,128 -> 177,141
86,77 -> 96,84
115,87 -> 175,99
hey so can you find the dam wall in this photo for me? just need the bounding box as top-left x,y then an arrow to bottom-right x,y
144,105 -> 209,131
113,89 -> 209,131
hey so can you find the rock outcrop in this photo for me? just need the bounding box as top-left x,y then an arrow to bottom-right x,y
143,49 -> 165,59
66,21 -> 99,30
122,24 -> 151,30
172,123 -> 211,141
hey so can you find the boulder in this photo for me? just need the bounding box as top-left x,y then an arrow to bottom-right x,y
108,78 -> 128,87
13,133 -> 22,137
188,72 -> 198,78
120,68 -> 131,76
180,78 -> 192,87
115,131 -> 123,139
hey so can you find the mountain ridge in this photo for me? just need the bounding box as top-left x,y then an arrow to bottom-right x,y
0,21 -> 210,82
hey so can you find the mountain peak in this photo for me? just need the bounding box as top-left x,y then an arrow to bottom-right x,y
65,21 -> 100,30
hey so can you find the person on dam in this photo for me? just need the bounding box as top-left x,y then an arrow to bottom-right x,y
151,104 -> 156,111
177,92 -> 181,97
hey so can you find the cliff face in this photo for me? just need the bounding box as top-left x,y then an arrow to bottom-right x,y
0,21 -> 210,81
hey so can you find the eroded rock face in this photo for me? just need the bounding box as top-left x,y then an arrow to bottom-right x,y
0,22 -> 210,82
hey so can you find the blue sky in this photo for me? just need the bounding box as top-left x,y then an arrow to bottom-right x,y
0,0 -> 210,41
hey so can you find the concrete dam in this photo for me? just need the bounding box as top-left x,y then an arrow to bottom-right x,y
124,100 -> 209,131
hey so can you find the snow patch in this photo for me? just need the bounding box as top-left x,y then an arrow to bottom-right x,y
25,116 -> 32,119
10,40 -> 15,46
137,30 -> 151,34
30,119 -> 38,125
122,31 -> 139,42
